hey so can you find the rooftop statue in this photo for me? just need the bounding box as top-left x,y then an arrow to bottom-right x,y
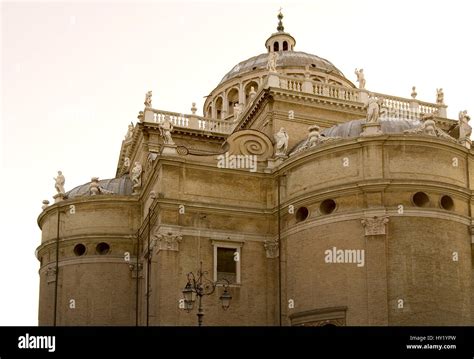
274,127 -> 289,156
159,115 -> 175,145
354,68 -> 366,89
436,88 -> 444,105
131,162 -> 143,192
125,123 -> 134,140
54,171 -> 65,194
366,95 -> 384,124
307,125 -> 323,147
267,52 -> 278,73
459,110 -> 472,141
404,114 -> 456,142
291,125 -> 341,156
144,90 -> 152,108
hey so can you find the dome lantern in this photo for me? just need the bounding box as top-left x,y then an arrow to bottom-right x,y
265,10 -> 296,53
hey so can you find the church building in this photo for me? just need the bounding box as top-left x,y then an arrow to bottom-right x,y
37,12 -> 474,326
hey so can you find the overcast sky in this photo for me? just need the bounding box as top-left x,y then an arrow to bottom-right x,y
1,0 -> 473,325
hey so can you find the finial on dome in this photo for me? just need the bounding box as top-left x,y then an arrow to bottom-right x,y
265,9 -> 295,53
277,8 -> 284,32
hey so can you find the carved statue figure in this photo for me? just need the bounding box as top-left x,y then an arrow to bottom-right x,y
422,119 -> 437,136
125,123 -> 134,140
354,68 -> 366,89
290,125 -> 341,156
124,157 -> 131,168
366,95 -> 383,123
54,171 -> 65,194
274,127 -> 289,156
248,86 -> 257,100
159,115 -> 175,145
267,52 -> 278,73
436,88 -> 444,105
304,64 -> 311,79
404,114 -> 456,142
90,177 -> 100,196
144,91 -> 152,108
131,162 -> 142,190
233,103 -> 244,119
307,125 -> 322,147
459,110 -> 472,140
291,125 -> 341,155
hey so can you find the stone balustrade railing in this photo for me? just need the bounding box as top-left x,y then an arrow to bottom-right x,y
144,108 -> 237,134
279,75 -> 361,102
275,74 -> 444,119
370,92 -> 440,120
142,75 -> 447,136
314,82 -> 361,102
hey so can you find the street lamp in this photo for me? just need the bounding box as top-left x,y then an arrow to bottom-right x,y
182,261 -> 232,326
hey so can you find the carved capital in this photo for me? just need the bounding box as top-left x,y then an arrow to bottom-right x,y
361,216 -> 389,236
129,263 -> 143,278
264,240 -> 279,259
153,229 -> 182,252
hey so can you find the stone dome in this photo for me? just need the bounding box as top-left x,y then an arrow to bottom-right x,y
204,12 -> 355,119
290,118 -> 422,154
322,118 -> 422,138
219,51 -> 345,85
66,175 -> 133,198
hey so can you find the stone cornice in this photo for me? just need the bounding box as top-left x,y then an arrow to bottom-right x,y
37,196 -> 139,227
154,224 -> 272,243
152,156 -> 270,178
281,209 -> 471,239
142,121 -> 227,140
277,179 -> 472,212
149,199 -> 273,217
39,256 -> 131,272
116,122 -> 144,176
271,87 -> 365,111
116,122 -> 143,177
236,86 -> 367,132
379,135 -> 471,154
237,90 -> 272,130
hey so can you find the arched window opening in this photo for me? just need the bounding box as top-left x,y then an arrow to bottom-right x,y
215,97 -> 223,119
227,88 -> 239,117
244,81 -> 259,104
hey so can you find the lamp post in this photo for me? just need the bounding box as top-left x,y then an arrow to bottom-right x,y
182,261 -> 232,326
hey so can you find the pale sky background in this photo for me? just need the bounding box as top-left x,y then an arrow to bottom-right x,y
1,0 -> 473,325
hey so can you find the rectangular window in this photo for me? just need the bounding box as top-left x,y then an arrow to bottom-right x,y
213,240 -> 243,285
217,248 -> 236,283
